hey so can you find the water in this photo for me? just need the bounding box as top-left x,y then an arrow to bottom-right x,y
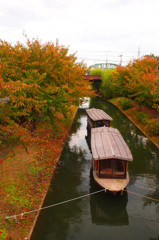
31,97 -> 159,240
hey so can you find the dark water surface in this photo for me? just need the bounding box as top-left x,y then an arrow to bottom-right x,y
31,97 -> 159,240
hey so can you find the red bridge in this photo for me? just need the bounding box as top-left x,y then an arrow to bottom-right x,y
83,75 -> 102,82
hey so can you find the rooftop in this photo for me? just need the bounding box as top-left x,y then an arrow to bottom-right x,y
86,108 -> 113,122
91,127 -> 133,162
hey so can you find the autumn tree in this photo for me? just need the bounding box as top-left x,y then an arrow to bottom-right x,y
112,65 -> 132,97
0,38 -> 93,141
112,56 -> 159,110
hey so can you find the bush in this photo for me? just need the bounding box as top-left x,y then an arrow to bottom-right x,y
136,112 -> 149,125
0,38 -> 92,140
89,68 -> 104,76
146,119 -> 159,136
119,98 -> 132,110
100,69 -> 116,99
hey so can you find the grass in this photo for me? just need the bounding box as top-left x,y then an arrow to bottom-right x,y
4,181 -> 33,208
0,105 -> 77,240
28,165 -> 44,178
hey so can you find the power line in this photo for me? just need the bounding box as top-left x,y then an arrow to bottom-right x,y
71,50 -> 159,53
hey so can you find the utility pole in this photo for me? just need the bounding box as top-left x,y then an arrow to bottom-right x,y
119,54 -> 123,66
106,56 -> 108,69
56,38 -> 59,47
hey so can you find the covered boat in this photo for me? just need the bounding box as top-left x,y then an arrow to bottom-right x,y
86,108 -> 113,133
91,127 -> 133,194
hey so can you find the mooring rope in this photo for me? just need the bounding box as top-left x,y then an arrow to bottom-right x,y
125,189 -> 159,202
5,188 -> 159,221
5,188 -> 106,220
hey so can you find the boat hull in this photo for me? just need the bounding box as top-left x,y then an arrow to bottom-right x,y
93,170 -> 129,194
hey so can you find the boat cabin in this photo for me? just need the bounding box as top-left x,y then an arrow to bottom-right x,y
91,127 -> 133,192
86,108 -> 113,132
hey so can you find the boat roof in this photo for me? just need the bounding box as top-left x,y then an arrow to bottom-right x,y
86,108 -> 113,122
91,127 -> 133,162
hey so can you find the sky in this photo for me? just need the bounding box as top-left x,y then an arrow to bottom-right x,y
1,0 -> 159,66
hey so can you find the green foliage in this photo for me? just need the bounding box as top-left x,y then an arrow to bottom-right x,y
136,112 -> 149,125
89,68 -> 104,76
5,181 -> 33,208
147,118 -> 159,136
112,66 -> 131,97
119,98 -> 132,110
100,69 -> 116,98
28,165 -> 44,178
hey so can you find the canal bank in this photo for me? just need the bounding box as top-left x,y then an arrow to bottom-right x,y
0,106 -> 78,240
1,96 -> 158,239
30,97 -> 159,240
109,97 -> 159,148
27,107 -> 78,240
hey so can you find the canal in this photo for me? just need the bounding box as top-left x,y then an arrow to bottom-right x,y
31,97 -> 159,240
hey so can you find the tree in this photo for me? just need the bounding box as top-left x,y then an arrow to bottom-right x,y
0,38 -> 93,141
112,56 -> 159,111
126,56 -> 159,109
112,65 -> 132,97
89,68 -> 104,76
100,68 -> 116,99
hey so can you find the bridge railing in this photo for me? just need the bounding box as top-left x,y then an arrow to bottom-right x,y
90,63 -> 118,70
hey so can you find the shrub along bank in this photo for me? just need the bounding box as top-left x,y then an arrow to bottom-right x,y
90,55 -> 159,146
110,97 -> 159,147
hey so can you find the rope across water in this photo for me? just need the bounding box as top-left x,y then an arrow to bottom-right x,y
5,188 -> 159,221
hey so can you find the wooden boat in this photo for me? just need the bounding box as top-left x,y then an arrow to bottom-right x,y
91,126 -> 133,194
86,108 -> 113,133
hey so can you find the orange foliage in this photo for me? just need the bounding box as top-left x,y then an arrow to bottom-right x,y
0,37 -> 93,142
112,56 -> 159,110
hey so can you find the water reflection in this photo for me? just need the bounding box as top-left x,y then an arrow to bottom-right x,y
78,97 -> 90,109
89,169 -> 129,226
31,97 -> 159,240
90,98 -> 159,202
86,117 -> 129,227
31,142 -> 91,240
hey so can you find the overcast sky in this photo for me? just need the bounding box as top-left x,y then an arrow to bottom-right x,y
1,0 -> 159,66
